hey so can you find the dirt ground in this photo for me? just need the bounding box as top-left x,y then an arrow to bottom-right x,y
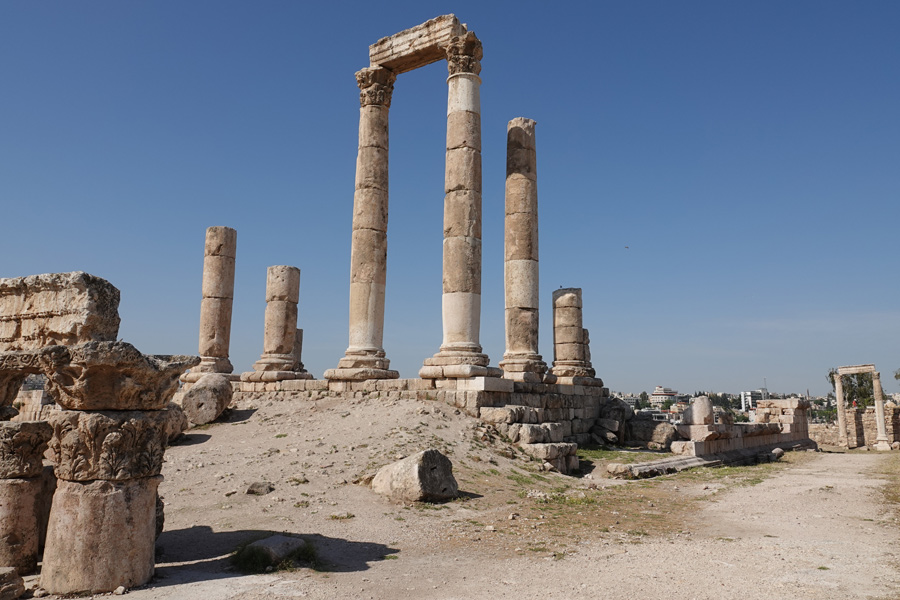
25,394 -> 900,599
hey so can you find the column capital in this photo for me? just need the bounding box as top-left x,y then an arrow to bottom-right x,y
444,31 -> 482,76
355,67 -> 396,108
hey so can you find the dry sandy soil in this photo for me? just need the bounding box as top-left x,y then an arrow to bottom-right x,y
25,393 -> 900,600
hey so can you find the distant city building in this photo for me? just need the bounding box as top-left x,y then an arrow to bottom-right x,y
622,396 -> 641,408
740,388 -> 769,412
650,386 -> 677,409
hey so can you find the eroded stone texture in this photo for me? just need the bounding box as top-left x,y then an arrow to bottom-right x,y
0,272 -> 120,353
0,421 -> 52,479
41,342 -> 198,411
46,410 -> 169,481
40,476 -> 161,594
0,477 -> 42,575
181,373 -> 232,426
371,449 -> 458,503
163,402 -> 189,444
684,397 -> 714,425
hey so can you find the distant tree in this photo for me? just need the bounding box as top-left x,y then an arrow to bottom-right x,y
639,391 -> 649,403
894,368 -> 900,382
662,399 -> 674,410
827,368 -> 874,408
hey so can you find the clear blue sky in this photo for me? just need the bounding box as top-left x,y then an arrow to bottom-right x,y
2,2 -> 898,396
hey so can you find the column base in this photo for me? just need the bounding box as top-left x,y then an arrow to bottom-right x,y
180,356 -> 234,383
421,349 -> 499,380
252,354 -> 300,372
550,362 -> 596,379
875,440 -> 892,452
499,354 -> 547,382
181,372 -> 240,384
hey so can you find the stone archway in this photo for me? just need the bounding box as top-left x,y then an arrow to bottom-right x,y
833,363 -> 890,450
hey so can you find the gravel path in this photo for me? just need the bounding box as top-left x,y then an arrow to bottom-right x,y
113,451 -> 899,600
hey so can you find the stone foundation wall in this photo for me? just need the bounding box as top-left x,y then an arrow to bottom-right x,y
808,406 -> 900,448
226,376 -> 609,473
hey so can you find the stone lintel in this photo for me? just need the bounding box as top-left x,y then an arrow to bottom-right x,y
369,14 -> 466,74
836,364 -> 876,376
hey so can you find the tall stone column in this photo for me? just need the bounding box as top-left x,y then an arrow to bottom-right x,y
326,67 -> 398,381
421,32 -> 497,380
834,374 -> 847,447
549,288 -> 598,384
873,371 -> 891,451
499,118 -> 546,382
244,266 -> 312,382
186,226 -> 236,382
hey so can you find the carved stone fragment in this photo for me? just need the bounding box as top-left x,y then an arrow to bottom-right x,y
0,421 -> 53,479
0,271 -> 120,353
46,410 -> 169,481
41,342 -> 198,411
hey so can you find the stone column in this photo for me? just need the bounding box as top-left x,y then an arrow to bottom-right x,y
40,341 -> 197,595
549,288 -> 597,384
0,421 -> 52,574
243,266 -> 311,382
873,371 -> 891,451
186,226 -> 236,382
326,67 -> 398,381
421,32 -> 498,380
499,118 -> 546,382
834,374 -> 847,447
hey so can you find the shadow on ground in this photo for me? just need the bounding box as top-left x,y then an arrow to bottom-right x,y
150,525 -> 399,588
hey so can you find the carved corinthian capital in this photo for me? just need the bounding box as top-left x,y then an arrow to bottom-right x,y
445,31 -> 483,76
356,67 -> 397,108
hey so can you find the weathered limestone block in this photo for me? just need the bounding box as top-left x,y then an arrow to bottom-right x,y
41,342 -> 198,411
47,410 -> 169,481
683,397 -> 714,425
0,567 -> 24,600
181,373 -> 233,426
0,272 -> 120,353
41,476 -> 161,594
371,449 -> 458,503
0,477 -> 43,575
0,421 -> 52,478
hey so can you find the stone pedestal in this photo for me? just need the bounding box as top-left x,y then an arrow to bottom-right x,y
327,67 -> 399,382
499,118 -> 546,382
549,288 -> 599,385
245,266 -> 312,382
421,32 -> 496,380
41,477 -> 161,595
185,226 -> 237,382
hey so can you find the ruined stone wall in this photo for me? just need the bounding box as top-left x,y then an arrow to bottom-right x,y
809,407 -> 900,448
